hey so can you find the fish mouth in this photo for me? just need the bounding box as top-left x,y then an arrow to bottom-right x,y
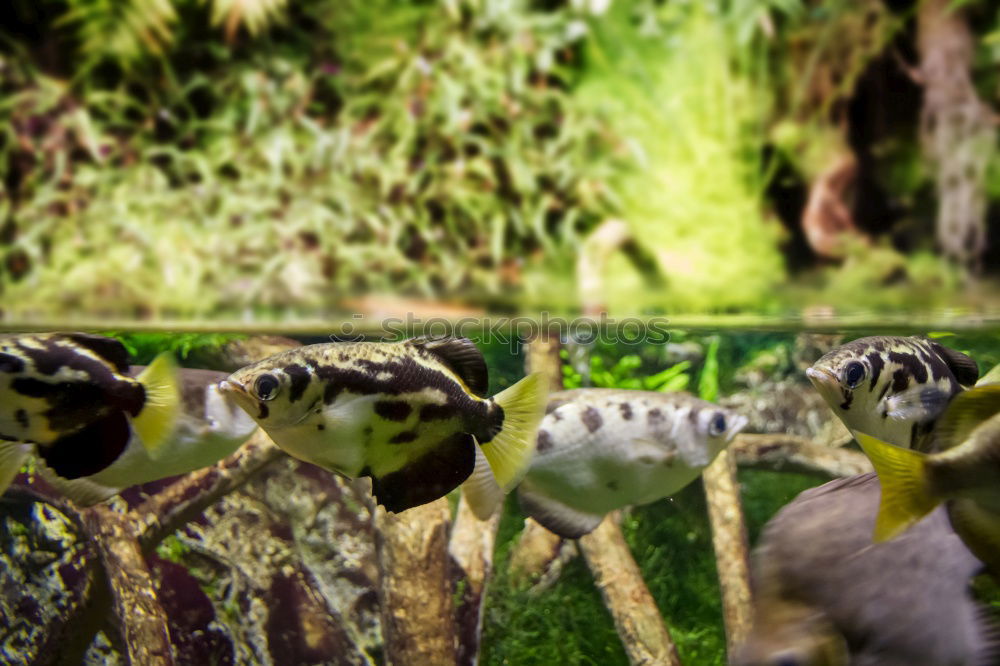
806,366 -> 839,391
218,379 -> 253,409
725,414 -> 749,442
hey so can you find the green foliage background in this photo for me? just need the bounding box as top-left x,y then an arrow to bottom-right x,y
3,0 -> 999,320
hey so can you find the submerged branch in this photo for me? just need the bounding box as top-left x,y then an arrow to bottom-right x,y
449,494 -> 501,666
730,433 -> 872,478
81,505 -> 175,666
375,498 -> 458,665
133,433 -> 284,551
703,450 -> 753,654
578,512 -> 681,666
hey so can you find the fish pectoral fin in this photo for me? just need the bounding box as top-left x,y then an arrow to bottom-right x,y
947,498 -> 1000,575
930,384 -> 1000,451
35,460 -> 119,507
132,353 -> 181,459
0,443 -> 32,497
883,385 -> 950,423
856,432 -> 938,542
368,432 -> 476,513
410,336 -> 489,398
480,372 -> 546,492
461,446 -> 504,519
517,483 -> 604,539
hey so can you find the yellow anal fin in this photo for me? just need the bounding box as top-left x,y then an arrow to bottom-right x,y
480,372 -> 546,492
132,352 -> 181,459
856,432 -> 939,542
461,446 -> 504,519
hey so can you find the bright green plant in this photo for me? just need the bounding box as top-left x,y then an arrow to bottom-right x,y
560,348 -> 691,392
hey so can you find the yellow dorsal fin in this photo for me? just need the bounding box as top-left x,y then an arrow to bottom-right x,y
856,432 -> 939,542
132,352 -> 181,459
479,372 -> 546,492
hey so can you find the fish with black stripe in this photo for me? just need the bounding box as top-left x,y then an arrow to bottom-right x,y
806,336 -> 979,452
34,367 -> 259,506
516,388 -> 748,538
219,336 -> 545,515
857,384 -> 1000,574
0,332 -> 180,496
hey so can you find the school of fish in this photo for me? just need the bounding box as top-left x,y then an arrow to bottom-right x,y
5,329 -> 1000,664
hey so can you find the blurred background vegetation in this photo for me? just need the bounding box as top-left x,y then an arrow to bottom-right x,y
2,0 -> 1000,321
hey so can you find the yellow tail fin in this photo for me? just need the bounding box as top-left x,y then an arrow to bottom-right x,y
480,372 -> 546,492
856,432 -> 939,542
132,352 -> 181,459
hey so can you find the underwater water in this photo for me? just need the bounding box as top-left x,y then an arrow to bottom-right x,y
3,325 -> 1000,666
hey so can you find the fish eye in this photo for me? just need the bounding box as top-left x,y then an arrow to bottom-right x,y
842,360 -> 866,389
254,374 -> 280,401
709,412 -> 727,437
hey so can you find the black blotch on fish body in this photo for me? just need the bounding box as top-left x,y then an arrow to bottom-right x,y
537,429 -> 553,453
14,409 -> 27,429
888,352 -> 928,384
840,390 -> 853,411
606,480 -> 619,491
619,403 -> 633,420
867,352 -> 884,391
375,400 -> 412,422
582,406 -> 603,433
648,408 -> 665,425
38,410 -> 131,479
389,431 -> 417,444
891,368 -> 911,395
258,402 -> 269,420
476,403 -> 504,444
10,376 -> 137,434
317,424 -> 325,431
62,333 -> 131,373
284,364 -> 311,404
420,404 -> 454,421
367,432 -> 475,512
0,353 -> 25,373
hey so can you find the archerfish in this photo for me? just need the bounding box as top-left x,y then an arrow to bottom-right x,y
735,473 -> 995,666
34,367 -> 258,506
806,335 -> 978,452
0,333 -> 180,497
858,384 -> 1000,574
516,388 -> 747,538
219,336 -> 545,515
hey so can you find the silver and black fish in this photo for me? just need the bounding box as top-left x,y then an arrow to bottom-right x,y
806,335 -> 978,451
517,388 -> 747,538
735,473 -> 996,666
0,333 -> 180,496
219,336 -> 545,514
36,367 -> 258,506
857,384 -> 1000,574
